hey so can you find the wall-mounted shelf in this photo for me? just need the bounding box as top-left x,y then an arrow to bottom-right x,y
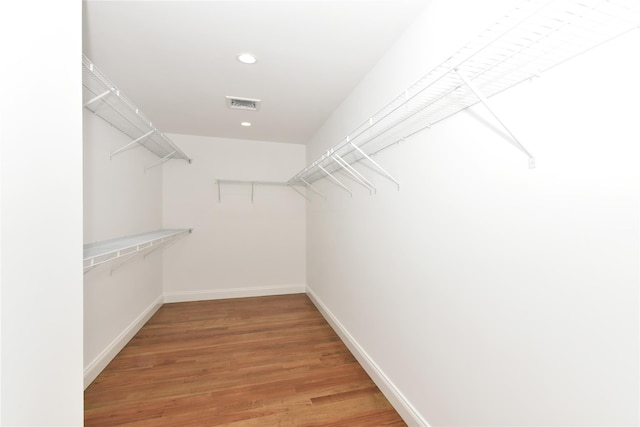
215,179 -> 318,203
83,229 -> 192,273
82,55 -> 192,168
287,0 -> 638,193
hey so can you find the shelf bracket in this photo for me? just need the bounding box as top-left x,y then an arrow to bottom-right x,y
83,251 -> 121,273
349,142 -> 400,190
110,130 -> 155,159
143,232 -> 189,260
109,231 -> 190,275
109,243 -> 153,275
145,151 -> 176,172
289,185 -> 312,201
300,178 -> 326,200
83,263 -> 98,275
141,239 -> 168,261
331,152 -> 376,194
83,89 -> 114,108
454,69 -> 535,169
319,165 -> 352,197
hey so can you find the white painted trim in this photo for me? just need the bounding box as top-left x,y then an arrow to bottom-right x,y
306,286 -> 430,427
163,284 -> 306,303
83,294 -> 163,389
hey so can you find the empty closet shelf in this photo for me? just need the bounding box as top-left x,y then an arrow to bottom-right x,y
82,55 -> 192,164
83,229 -> 192,271
289,0 -> 639,186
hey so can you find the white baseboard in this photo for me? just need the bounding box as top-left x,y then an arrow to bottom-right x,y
306,286 -> 430,427
163,284 -> 306,303
83,294 -> 163,389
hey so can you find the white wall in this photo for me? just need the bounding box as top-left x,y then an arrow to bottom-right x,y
306,1 -> 639,426
0,0 -> 83,424
83,111 -> 165,387
162,134 -> 306,301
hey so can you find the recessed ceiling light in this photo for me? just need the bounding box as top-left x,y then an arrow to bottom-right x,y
240,121 -> 252,127
237,53 -> 257,64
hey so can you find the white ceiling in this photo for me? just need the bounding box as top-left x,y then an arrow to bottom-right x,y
83,0 -> 428,144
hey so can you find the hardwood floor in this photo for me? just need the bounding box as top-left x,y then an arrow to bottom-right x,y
84,294 -> 406,426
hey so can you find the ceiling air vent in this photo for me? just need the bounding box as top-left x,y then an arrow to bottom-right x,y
226,96 -> 261,111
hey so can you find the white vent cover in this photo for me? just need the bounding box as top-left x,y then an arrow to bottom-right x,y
226,96 -> 261,111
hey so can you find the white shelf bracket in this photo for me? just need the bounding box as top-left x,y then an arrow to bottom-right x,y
290,185 -> 312,201
300,178 -> 327,200
217,181 -> 222,203
83,253 -> 118,273
331,152 -> 376,195
110,130 -> 155,159
143,232 -> 189,260
110,244 -> 152,275
350,142 -> 400,190
83,88 -> 114,108
109,230 -> 191,275
145,151 -> 176,172
319,165 -> 352,197
454,68 -> 535,169
142,239 -> 167,261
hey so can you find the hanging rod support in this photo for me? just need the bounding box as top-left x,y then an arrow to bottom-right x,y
83,89 -> 114,108
454,68 -> 535,168
319,165 -> 352,197
110,130 -> 155,159
350,142 -> 400,190
145,151 -> 176,172
300,178 -> 326,199
331,153 -> 376,194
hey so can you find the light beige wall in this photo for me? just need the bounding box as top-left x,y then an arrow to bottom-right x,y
306,1 -> 640,425
162,134 -> 306,301
83,111 -> 164,387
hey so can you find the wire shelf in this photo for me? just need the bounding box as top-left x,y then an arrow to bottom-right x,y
289,0 -> 639,186
83,228 -> 192,272
82,55 -> 191,164
214,179 -> 312,203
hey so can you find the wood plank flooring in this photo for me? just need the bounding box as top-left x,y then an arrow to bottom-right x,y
84,294 -> 406,426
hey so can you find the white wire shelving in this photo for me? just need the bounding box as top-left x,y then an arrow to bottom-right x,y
83,229 -> 192,274
83,55 -> 192,169
285,0 -> 639,194
215,179 -> 319,202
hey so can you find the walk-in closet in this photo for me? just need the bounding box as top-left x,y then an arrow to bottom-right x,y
2,0 -> 639,425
